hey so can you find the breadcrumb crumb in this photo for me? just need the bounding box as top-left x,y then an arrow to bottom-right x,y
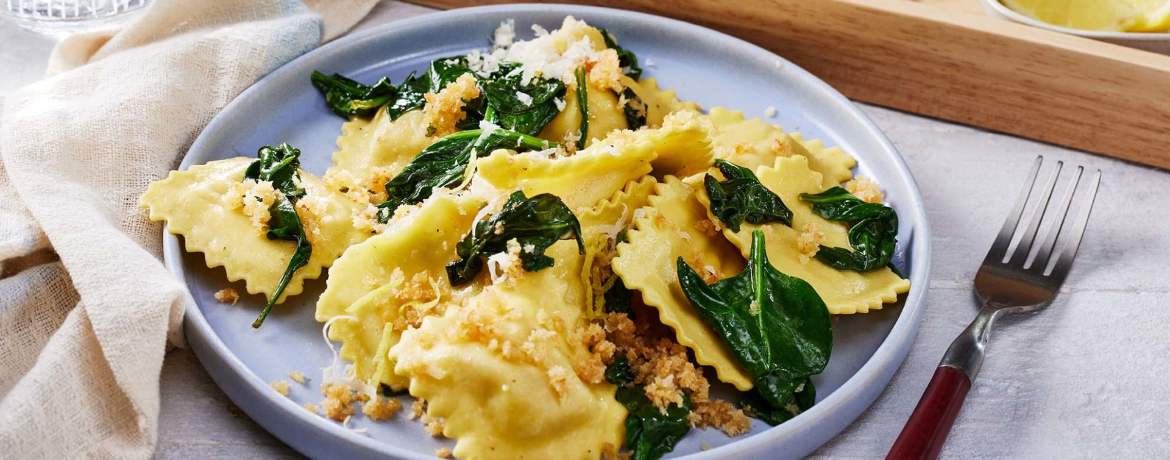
303,403 -> 319,413
434,446 -> 453,458
213,288 -> 239,305
845,176 -> 884,204
362,395 -> 402,421
587,48 -> 624,93
604,313 -> 710,410
700,442 -> 712,451
796,222 -> 826,264
224,179 -> 278,234
601,442 -> 631,460
410,398 -> 426,420
691,399 -> 752,436
320,382 -> 369,422
269,380 -> 290,396
424,73 -> 480,138
287,371 -> 305,384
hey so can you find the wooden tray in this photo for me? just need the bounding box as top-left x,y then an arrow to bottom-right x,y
409,0 -> 1170,169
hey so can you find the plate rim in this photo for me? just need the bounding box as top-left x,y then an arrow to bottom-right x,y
168,4 -> 933,459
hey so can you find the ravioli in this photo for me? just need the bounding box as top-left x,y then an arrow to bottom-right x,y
328,109 -> 436,203
622,77 -> 699,128
539,78 -> 628,148
610,177 -> 753,390
140,157 -> 367,303
315,193 -> 484,391
390,240 -> 624,460
475,119 -> 710,213
698,155 -> 910,314
703,107 -> 855,188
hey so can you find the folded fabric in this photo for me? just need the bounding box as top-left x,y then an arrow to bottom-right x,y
0,0 -> 375,458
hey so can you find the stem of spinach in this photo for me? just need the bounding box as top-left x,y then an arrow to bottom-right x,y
575,66 -> 589,150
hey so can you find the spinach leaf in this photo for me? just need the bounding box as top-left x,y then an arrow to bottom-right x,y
602,228 -> 633,315
621,87 -> 647,131
376,128 -> 554,222
605,356 -> 691,460
676,229 -> 832,416
481,63 -> 566,135
799,187 -> 899,272
243,144 -> 312,328
427,56 -> 472,89
738,377 -> 816,425
445,191 -> 585,286
574,66 -> 589,150
704,159 -> 793,232
600,29 -> 643,80
384,71 -> 429,121
310,71 -> 397,119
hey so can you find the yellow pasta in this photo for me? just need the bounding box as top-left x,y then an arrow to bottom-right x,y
610,177 -> 753,390
697,155 -> 910,314
328,109 -> 436,203
314,193 -> 484,391
390,239 -> 623,460
704,107 -> 856,188
140,157 -> 366,303
539,79 -> 629,148
475,119 -> 709,213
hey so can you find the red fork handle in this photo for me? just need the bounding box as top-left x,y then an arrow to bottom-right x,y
886,366 -> 972,460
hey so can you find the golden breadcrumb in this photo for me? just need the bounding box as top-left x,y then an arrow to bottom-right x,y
213,288 -> 239,305
224,179 -> 278,233
604,313 -> 711,409
548,365 -> 571,397
796,222 -> 826,264
587,48 -> 624,93
409,398 -> 426,420
422,412 -> 446,437
572,323 -> 616,385
601,442 -> 631,460
690,399 -> 752,436
287,371 -> 305,384
845,176 -> 884,203
362,395 -> 402,421
700,442 -> 712,451
434,447 -> 453,459
694,218 -> 721,237
269,380 -> 290,396
771,137 -> 793,157
303,403 -> 319,413
424,73 -> 480,138
320,383 -> 369,422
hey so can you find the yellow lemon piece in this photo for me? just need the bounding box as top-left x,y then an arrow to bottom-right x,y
1123,0 -> 1170,31
1002,0 -> 1142,31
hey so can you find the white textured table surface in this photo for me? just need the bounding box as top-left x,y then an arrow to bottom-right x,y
4,2 -> 1169,459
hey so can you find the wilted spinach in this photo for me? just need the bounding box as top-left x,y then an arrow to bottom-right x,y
602,228 -> 633,315
446,191 -> 585,285
310,72 -> 397,118
574,66 -> 589,150
738,377 -> 816,425
600,29 -> 643,80
799,187 -> 899,272
243,144 -> 312,329
605,356 -> 691,460
376,128 -> 554,222
384,71 -> 429,121
621,87 -> 647,131
481,62 -> 566,135
676,230 -> 832,420
704,159 -> 793,232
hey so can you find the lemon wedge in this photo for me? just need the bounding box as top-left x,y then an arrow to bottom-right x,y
1125,0 -> 1170,31
1002,0 -> 1143,31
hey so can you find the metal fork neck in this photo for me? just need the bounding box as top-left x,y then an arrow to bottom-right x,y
939,304 -> 1002,380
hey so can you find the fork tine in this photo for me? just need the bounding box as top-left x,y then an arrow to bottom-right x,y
986,156 -> 1043,262
1048,169 -> 1101,279
1006,160 -> 1062,265
1029,166 -> 1082,271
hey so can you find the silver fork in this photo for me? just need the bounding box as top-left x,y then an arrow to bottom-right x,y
886,156 -> 1101,460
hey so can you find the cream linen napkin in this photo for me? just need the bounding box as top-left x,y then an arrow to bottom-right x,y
0,0 -> 376,458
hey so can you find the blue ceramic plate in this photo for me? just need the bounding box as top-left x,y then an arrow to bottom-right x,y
167,4 -> 931,460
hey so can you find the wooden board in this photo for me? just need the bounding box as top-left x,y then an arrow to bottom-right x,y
409,0 -> 1170,170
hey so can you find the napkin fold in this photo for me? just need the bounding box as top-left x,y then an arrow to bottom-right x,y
0,0 -> 375,457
